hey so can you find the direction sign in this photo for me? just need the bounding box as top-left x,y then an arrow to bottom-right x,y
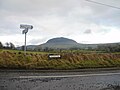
20,24 -> 33,29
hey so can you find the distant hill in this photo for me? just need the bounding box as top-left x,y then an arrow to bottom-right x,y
46,37 -> 78,45
36,37 -> 79,49
17,37 -> 120,51
26,45 -> 37,50
36,37 -> 98,50
17,45 -> 37,50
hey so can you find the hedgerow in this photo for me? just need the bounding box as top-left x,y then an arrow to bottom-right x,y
0,50 -> 120,69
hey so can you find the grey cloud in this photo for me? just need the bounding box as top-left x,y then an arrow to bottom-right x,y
28,37 -> 48,45
28,39 -> 41,45
0,0 -> 120,45
84,29 -> 92,34
0,0 -> 78,16
84,0 -> 120,26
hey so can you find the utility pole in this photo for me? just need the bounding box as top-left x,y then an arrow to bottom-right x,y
20,24 -> 33,55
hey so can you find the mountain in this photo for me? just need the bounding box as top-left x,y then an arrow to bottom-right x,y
36,37 -> 78,49
17,37 -> 120,51
46,37 -> 78,45
36,37 -> 97,49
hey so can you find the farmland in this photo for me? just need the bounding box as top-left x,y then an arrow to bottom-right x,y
0,49 -> 120,70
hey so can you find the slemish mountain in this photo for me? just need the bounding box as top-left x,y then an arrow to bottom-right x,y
24,37 -> 120,51
36,37 -> 98,50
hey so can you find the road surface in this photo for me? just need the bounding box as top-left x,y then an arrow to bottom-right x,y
0,69 -> 120,90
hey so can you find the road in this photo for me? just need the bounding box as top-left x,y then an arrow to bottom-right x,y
0,69 -> 120,90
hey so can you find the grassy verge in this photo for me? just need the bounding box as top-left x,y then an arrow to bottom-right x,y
0,50 -> 120,69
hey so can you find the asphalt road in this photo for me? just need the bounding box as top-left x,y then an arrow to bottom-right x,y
0,69 -> 120,90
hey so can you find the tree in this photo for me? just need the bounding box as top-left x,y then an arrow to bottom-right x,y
21,46 -> 25,51
5,42 -> 9,48
9,42 -> 15,49
44,47 -> 49,52
0,42 -> 3,49
97,44 -> 120,52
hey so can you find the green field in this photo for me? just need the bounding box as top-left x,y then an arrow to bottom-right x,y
0,49 -> 120,69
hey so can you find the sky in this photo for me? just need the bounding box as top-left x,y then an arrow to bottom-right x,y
0,0 -> 120,46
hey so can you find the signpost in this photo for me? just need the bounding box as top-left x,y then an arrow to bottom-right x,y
20,24 -> 33,55
48,54 -> 61,60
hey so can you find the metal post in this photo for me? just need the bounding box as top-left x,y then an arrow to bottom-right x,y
24,33 -> 27,55
20,24 -> 33,55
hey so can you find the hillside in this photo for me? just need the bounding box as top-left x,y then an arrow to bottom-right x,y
17,37 -> 120,51
17,45 -> 37,50
36,37 -> 98,50
46,37 -> 78,45
36,37 -> 80,49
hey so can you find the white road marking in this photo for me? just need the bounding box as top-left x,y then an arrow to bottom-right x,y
19,72 -> 120,78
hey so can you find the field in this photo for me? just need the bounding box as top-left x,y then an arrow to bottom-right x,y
0,49 -> 120,69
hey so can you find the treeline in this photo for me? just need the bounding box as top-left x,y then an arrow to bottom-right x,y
97,44 -> 120,52
0,42 -> 15,49
68,44 -> 120,53
42,44 -> 120,53
1,41 -> 120,53
35,44 -> 120,53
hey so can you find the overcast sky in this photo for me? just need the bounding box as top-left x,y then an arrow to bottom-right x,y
0,0 -> 120,46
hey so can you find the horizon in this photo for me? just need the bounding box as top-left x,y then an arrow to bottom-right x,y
0,0 -> 120,46
4,37 -> 120,47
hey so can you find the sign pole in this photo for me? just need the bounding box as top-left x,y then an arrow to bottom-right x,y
24,32 -> 27,55
20,24 -> 33,55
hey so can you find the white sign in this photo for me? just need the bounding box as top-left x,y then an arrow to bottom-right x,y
20,24 -> 33,29
49,55 -> 61,58
48,54 -> 61,60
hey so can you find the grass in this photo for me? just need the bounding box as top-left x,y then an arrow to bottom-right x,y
1,49 -> 55,54
0,49 -> 120,69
